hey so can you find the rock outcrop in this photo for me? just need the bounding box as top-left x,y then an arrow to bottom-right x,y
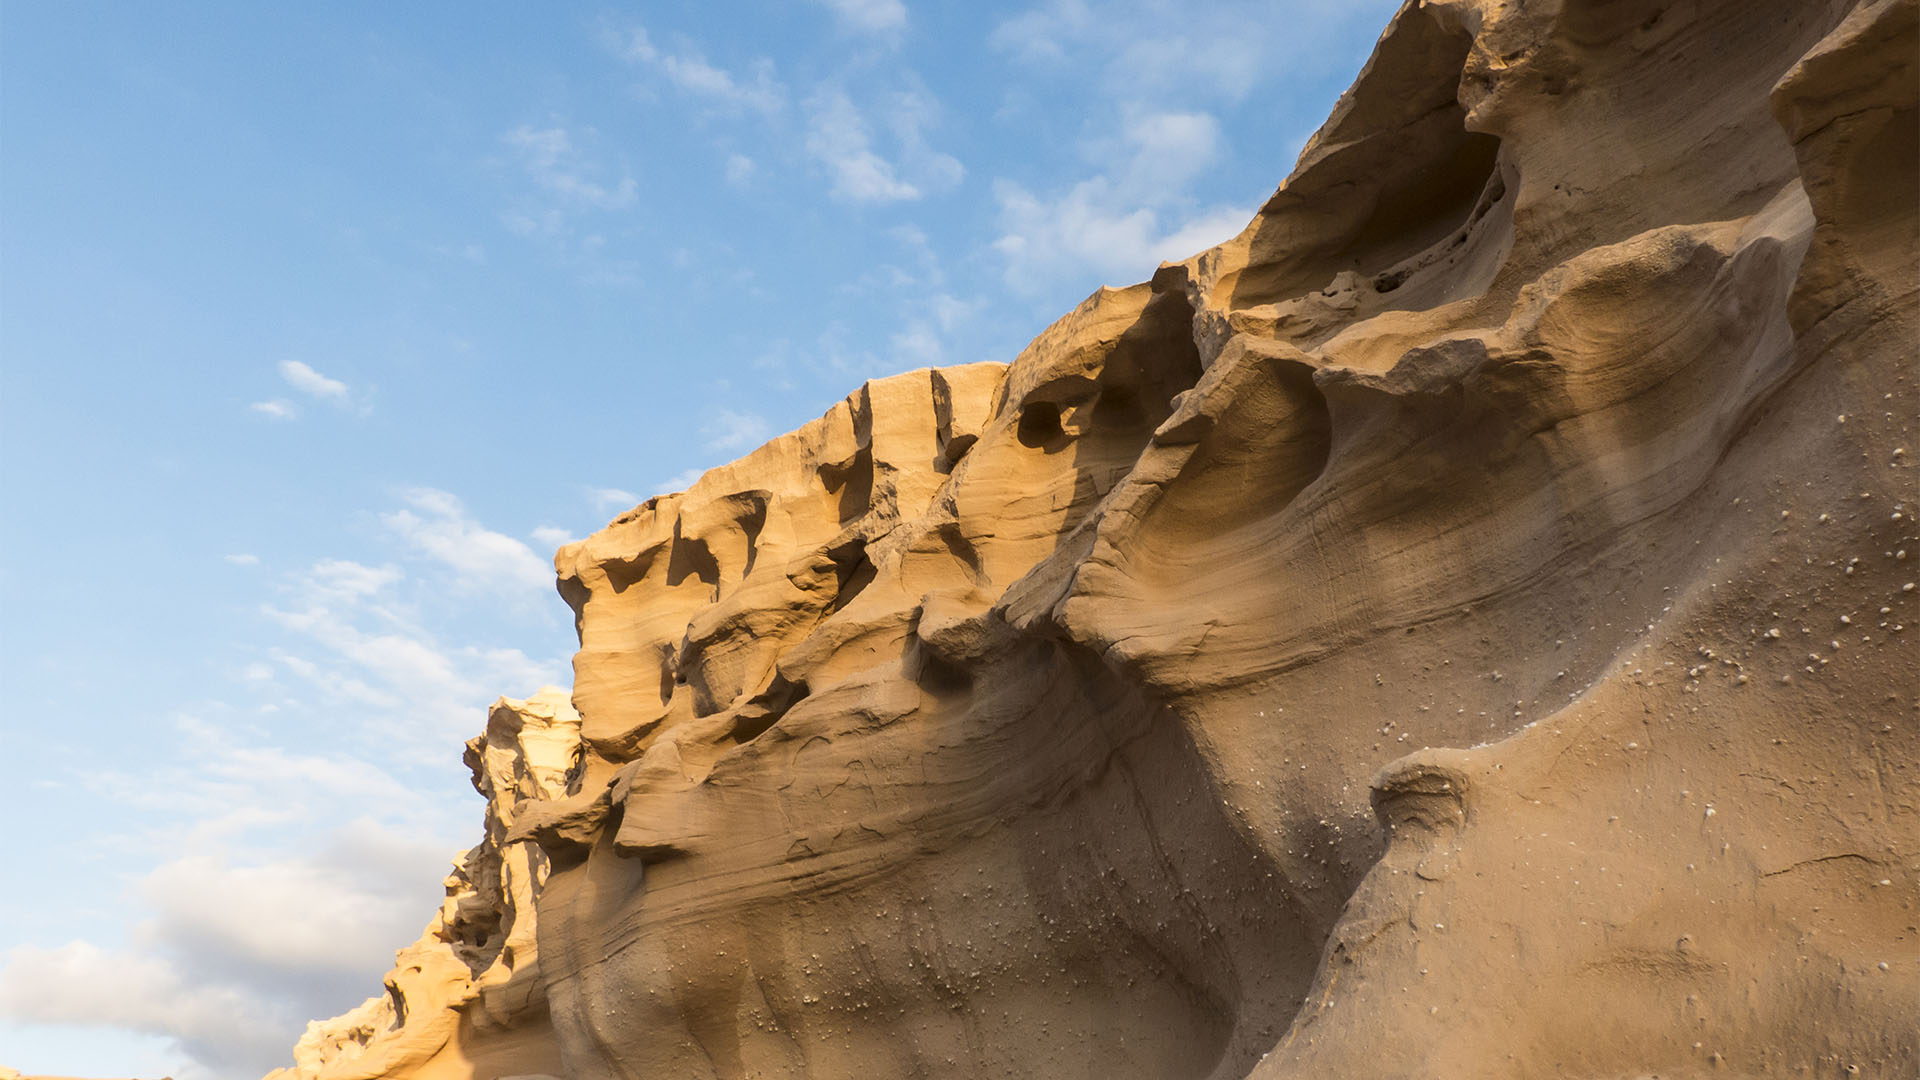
278,0 -> 1917,1076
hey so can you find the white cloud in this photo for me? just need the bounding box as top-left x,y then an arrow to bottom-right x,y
609,25 -> 656,61
883,89 -> 964,190
981,0 -> 1399,295
988,0 -> 1087,63
248,399 -> 296,420
0,940 -> 286,1078
609,26 -> 787,116
891,322 -> 943,369
1155,205 -> 1255,261
1119,111 -> 1224,191
702,409 -> 772,453
667,56 -> 786,115
8,478 -> 574,1078
503,125 -> 637,210
84,714 -> 435,852
299,558 -> 403,605
591,487 -> 639,513
990,0 -> 1370,101
141,848 -> 430,983
884,223 -> 946,287
725,153 -> 756,187
530,525 -> 575,549
813,321 -> 879,378
263,601 -> 557,744
500,208 -> 565,239
9,706 -> 479,1080
805,89 -> 921,203
273,650 -> 321,684
381,488 -> 552,597
0,816 -> 457,1080
815,0 -> 907,33
931,292 -> 982,332
890,222 -> 931,255
237,494 -> 566,750
993,110 -> 1248,292
278,360 -> 349,400
803,88 -> 960,205
224,553 -> 260,566
657,467 -> 705,494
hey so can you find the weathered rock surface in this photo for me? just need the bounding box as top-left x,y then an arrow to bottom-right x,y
266,689 -> 581,1080
279,0 -> 1917,1076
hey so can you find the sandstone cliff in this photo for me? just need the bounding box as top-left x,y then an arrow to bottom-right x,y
275,0 -> 1918,1076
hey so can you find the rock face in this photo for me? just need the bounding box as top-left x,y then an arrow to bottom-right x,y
278,0 -> 1918,1076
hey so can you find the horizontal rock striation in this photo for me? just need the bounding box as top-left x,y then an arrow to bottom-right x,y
279,0 -> 1917,1076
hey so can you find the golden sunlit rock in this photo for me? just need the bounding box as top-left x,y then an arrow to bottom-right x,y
272,0 -> 1918,1075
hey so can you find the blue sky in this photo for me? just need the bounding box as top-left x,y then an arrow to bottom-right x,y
0,2 -> 1402,1076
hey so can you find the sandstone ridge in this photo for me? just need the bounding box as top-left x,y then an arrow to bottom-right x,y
275,0 -> 1917,1076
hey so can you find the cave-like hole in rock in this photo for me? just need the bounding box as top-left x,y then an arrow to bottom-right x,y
736,495 -> 769,578
601,549 -> 657,595
825,539 -> 877,614
656,645 -> 677,705
665,528 -> 720,588
1090,384 -> 1143,429
912,642 -> 974,697
1017,400 -> 1065,448
818,448 -> 874,524
730,672 -> 809,746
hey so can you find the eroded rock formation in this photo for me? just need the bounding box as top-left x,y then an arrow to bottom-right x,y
279,0 -> 1918,1076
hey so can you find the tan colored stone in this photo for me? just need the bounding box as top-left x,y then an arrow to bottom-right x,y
275,1 -> 1918,1076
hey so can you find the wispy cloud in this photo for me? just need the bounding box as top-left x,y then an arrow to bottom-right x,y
702,408 -> 772,453
815,0 -> 908,33
224,553 -> 260,567
657,467 -> 704,494
500,208 -> 565,239
530,525 -> 575,550
993,110 -> 1248,292
803,88 -> 961,204
263,578 -> 559,742
607,26 -> 787,116
252,361 -> 359,419
891,322 -> 943,368
5,476 -> 572,1078
724,153 -> 756,187
931,292 -> 983,331
591,487 -> 639,514
989,0 -> 1368,101
278,360 -> 349,401
301,558 -> 403,604
381,487 -> 553,597
805,89 -> 919,202
503,125 -> 637,210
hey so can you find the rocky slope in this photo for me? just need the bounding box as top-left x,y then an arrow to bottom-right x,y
273,0 -> 1918,1076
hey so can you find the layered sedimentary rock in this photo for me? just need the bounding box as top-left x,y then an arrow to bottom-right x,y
280,0 -> 1917,1076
